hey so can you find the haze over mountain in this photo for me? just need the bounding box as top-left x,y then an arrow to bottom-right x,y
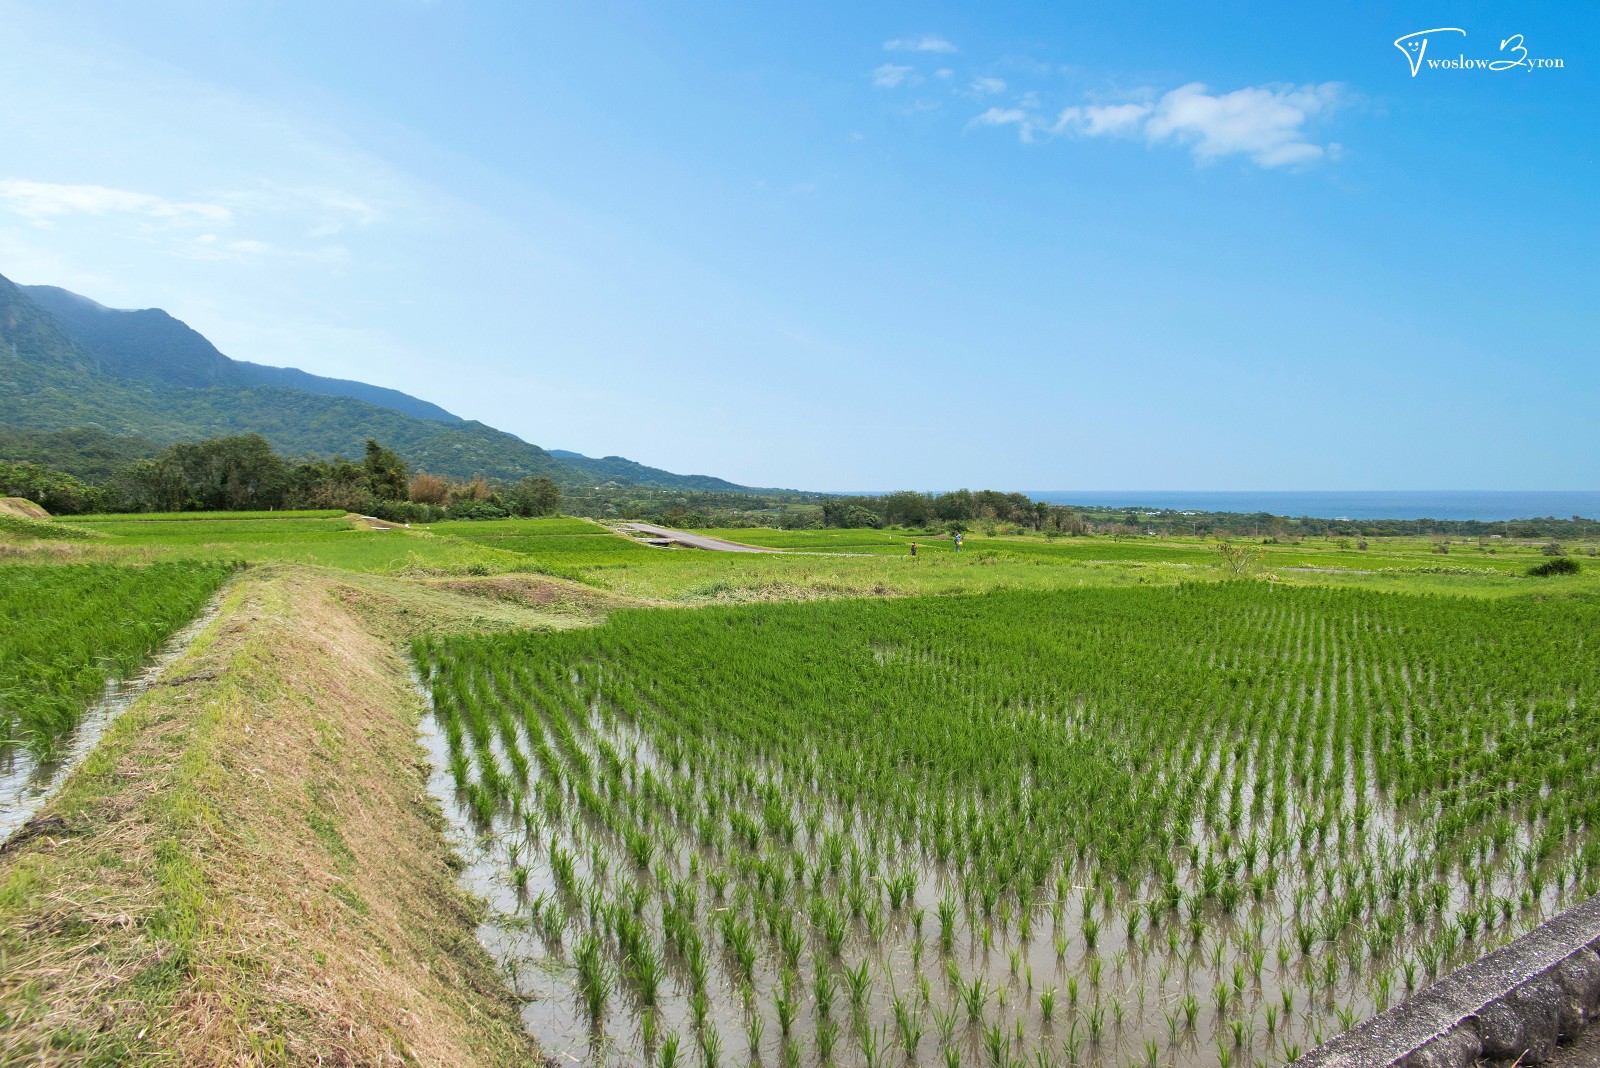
0,271 -> 757,492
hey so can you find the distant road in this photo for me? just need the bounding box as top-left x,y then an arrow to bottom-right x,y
617,523 -> 780,553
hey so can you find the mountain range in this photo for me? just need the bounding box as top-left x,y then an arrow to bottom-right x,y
0,270 -> 756,492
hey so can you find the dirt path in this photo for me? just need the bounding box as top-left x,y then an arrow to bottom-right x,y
0,566 -> 538,1067
617,522 -> 782,553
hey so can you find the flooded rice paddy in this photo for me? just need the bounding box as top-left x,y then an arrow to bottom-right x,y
415,586 -> 1600,1067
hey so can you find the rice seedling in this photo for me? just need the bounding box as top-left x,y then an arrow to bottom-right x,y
816,1018 -> 840,1063
574,934 -> 612,1026
0,561 -> 235,754
414,582 -> 1600,1068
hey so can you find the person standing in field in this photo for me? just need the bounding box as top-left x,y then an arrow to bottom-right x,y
910,541 -> 918,559
954,532 -> 963,552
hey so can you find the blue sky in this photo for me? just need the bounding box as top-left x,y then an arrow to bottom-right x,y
0,1 -> 1593,491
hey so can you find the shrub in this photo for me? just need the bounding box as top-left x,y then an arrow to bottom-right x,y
445,499 -> 510,521
1528,557 -> 1580,577
373,499 -> 447,524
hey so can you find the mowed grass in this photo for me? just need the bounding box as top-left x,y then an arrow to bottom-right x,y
0,561 -> 237,754
417,582 -> 1600,1066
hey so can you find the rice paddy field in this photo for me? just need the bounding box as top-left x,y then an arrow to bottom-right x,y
3,512 -> 521,573
428,519 -> 660,570
0,561 -> 237,754
416,583 -> 1600,1068
6,510 -> 1598,1066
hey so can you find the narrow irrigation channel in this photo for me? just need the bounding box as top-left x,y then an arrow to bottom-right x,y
0,593 -> 226,848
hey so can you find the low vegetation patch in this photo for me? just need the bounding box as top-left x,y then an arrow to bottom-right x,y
0,512 -> 100,541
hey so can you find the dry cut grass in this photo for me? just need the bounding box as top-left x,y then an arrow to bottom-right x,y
0,565 -> 539,1067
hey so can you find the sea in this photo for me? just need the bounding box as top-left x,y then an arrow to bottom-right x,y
1022,491 -> 1600,523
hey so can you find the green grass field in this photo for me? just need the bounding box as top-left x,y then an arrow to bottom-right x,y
418,582 -> 1600,1067
11,512 -> 1588,600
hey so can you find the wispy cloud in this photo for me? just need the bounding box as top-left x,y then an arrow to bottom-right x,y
1054,102 -> 1152,137
0,179 -> 231,225
872,64 -> 915,89
884,35 -> 956,54
973,82 -> 1345,169
969,108 -> 1034,141
970,77 -> 1007,96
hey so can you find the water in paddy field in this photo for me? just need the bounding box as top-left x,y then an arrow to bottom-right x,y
0,596 -> 224,848
414,680 -> 1593,1068
1020,491 -> 1600,522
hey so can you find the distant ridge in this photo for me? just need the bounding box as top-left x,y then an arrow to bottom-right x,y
1,271 -> 764,492
22,285 -> 462,423
549,450 -> 764,493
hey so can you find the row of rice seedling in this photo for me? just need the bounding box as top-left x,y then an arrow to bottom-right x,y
55,509 -> 347,523
467,535 -> 661,558
77,518 -> 356,543
0,561 -> 237,754
416,583 -> 1600,1068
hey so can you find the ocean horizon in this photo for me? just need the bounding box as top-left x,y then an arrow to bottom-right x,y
1022,490 -> 1600,522
835,490 -> 1600,522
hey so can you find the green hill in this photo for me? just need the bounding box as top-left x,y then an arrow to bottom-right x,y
0,271 -> 763,490
23,284 -> 464,423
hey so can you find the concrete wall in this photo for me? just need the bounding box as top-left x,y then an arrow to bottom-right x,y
1294,895 -> 1600,1068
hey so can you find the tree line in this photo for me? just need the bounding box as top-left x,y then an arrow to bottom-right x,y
0,433 -> 560,520
4,433 -> 1595,539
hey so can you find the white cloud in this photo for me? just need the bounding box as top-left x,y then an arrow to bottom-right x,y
884,35 -> 956,54
1142,83 -> 1343,167
968,108 -> 1034,142
971,77 -> 1007,95
0,179 -> 231,224
935,68 -> 954,79
872,64 -> 915,89
975,82 -> 1345,168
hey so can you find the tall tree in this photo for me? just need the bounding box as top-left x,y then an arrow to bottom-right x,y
362,439 -> 410,500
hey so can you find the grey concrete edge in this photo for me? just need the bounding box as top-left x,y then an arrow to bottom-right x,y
1292,894 -> 1600,1068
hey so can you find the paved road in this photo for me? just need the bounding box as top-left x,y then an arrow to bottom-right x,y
617,523 -> 781,553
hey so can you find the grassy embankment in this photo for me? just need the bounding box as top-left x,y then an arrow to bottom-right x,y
0,565 -> 602,1065
0,523 -> 630,1066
